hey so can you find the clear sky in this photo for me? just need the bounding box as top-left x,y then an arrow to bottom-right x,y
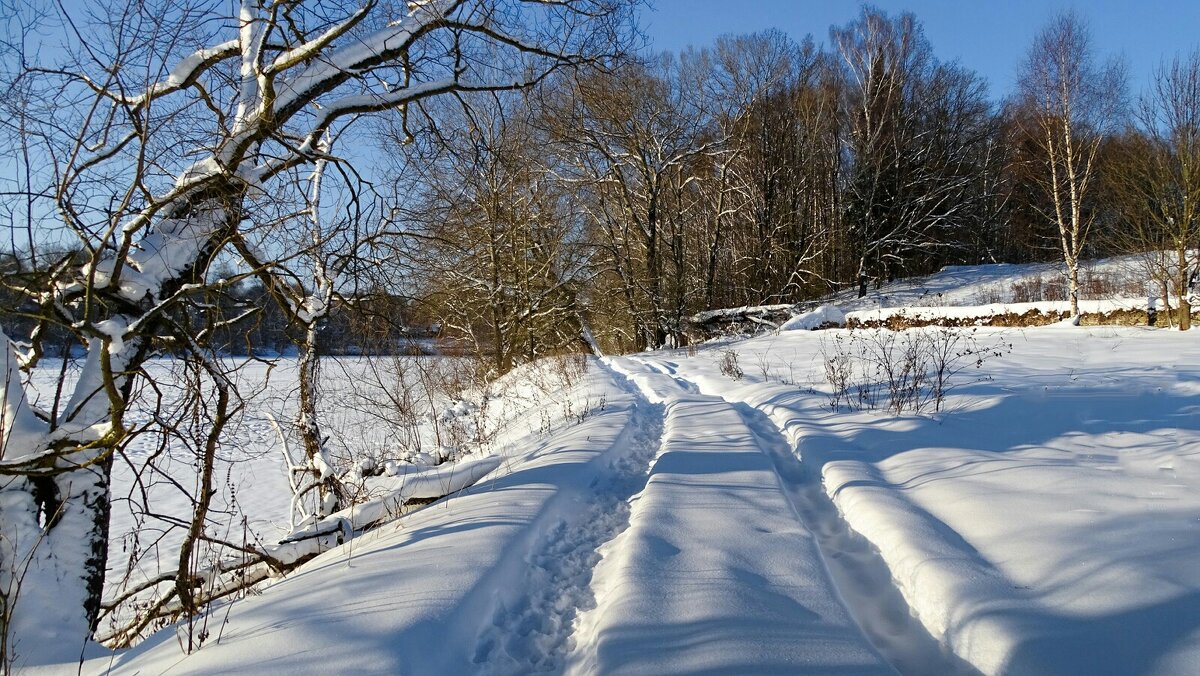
644,0 -> 1200,101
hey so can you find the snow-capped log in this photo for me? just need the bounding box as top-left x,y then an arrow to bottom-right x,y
1,0 -> 633,667
684,303 -> 810,340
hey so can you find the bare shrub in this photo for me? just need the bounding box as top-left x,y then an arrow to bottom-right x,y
921,327 -> 1010,410
1044,277 -> 1068,301
717,349 -> 744,380
821,334 -> 854,411
821,328 -> 1007,414
549,353 -> 589,389
1080,262 -> 1148,299
973,284 -> 1007,305
753,351 -> 773,381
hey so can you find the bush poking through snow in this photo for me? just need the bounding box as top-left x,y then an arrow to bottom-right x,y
717,349 -> 744,380
820,328 -> 1007,414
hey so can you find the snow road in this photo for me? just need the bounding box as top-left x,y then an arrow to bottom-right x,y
567,356 -> 894,674
627,356 -> 977,675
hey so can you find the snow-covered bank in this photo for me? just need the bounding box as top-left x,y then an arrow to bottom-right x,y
843,298 -> 1155,328
88,362 -> 647,674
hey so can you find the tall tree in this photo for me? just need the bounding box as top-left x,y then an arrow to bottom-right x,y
555,58 -> 717,349
707,32 -> 841,305
406,93 -> 589,374
1017,10 -> 1125,320
834,6 -> 996,297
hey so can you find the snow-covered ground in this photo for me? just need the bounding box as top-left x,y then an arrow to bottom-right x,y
21,354 -> 588,648
649,324 -> 1200,675
23,258 -> 1200,675
828,255 -> 1153,311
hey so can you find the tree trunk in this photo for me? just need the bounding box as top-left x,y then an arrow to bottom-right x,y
1179,248 -> 1192,331
1066,258 -> 1081,323
704,166 -> 728,310
297,327 -> 342,518
1,460 -> 112,667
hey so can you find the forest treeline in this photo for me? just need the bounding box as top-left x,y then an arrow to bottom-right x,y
368,6 -> 1198,362
4,6 -> 1198,371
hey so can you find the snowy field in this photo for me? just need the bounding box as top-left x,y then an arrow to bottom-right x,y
27,259 -> 1200,675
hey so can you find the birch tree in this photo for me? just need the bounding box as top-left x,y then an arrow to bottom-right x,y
1018,11 -> 1125,320
0,0 -> 629,666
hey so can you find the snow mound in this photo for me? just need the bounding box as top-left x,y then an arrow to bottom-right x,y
780,305 -> 846,331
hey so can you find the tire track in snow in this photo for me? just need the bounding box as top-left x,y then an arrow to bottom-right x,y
731,401 -> 978,675
471,362 -> 665,674
572,357 -> 895,674
647,354 -> 978,675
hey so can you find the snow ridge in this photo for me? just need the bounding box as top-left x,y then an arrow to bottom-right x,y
472,384 -> 665,674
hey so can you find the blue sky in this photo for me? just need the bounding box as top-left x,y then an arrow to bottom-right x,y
644,0 -> 1200,100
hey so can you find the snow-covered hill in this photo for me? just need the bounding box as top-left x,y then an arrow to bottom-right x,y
32,258 -> 1200,675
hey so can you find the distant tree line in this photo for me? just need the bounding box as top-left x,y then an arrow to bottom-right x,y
381,6 -> 1198,356
0,250 -> 423,358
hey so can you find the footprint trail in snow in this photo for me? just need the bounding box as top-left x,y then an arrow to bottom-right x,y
472,365 -> 665,674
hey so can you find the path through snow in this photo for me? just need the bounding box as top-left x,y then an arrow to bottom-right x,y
566,357 -> 894,674
473,379 -> 664,674
648,355 -> 977,675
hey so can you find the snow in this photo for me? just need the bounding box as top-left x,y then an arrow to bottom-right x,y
94,317 -> 129,357
21,256 -> 1200,675
568,357 -> 892,674
293,293 -> 327,324
626,325 -> 1200,675
290,455 -> 504,537
828,256 -> 1151,311
690,303 -> 793,324
87,209 -> 221,302
780,304 -> 846,331
1,476 -> 102,668
844,298 -> 1147,325
0,327 -> 45,460
93,362 -> 646,674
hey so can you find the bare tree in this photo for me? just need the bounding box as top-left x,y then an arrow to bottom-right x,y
554,57 -> 719,349
834,6 -> 996,297
400,93 -> 589,375
1107,53 -> 1200,329
704,31 -> 840,306
1017,11 -> 1125,320
0,0 -> 630,666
